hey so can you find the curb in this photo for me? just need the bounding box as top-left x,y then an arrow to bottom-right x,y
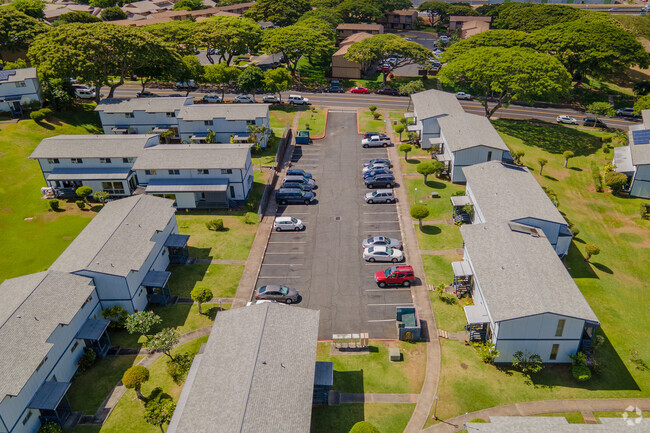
357,109 -> 362,135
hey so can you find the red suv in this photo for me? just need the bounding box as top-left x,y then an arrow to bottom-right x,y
375,265 -> 414,288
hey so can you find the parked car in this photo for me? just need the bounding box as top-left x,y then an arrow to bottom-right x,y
363,132 -> 389,140
455,92 -> 472,100
136,90 -> 158,98
74,88 -> 96,99
362,163 -> 389,174
556,115 -> 578,125
275,188 -> 315,205
202,94 -> 223,103
363,246 -> 404,263
376,88 -> 400,96
362,236 -> 402,249
616,107 -> 639,118
234,95 -> 255,103
364,189 -> 395,204
365,174 -> 395,189
288,95 -> 310,105
281,181 -> 313,192
274,216 -> 304,231
254,285 -> 299,303
375,265 -> 414,288
376,65 -> 391,73
175,80 -> 196,89
364,158 -> 392,168
583,117 -> 607,128
438,35 -> 449,43
263,95 -> 280,103
362,136 -> 391,148
284,175 -> 316,188
350,86 -> 369,94
286,168 -> 313,179
324,82 -> 344,93
363,168 -> 392,179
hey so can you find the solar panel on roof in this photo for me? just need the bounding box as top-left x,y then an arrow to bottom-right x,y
0,70 -> 17,82
632,129 -> 650,145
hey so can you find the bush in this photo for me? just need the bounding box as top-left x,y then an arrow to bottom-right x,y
76,200 -> 85,209
591,163 -> 602,192
166,352 -> 194,383
604,171 -> 627,194
602,143 -> 610,154
30,110 -> 45,122
40,108 -> 52,117
641,202 -> 650,219
243,212 -> 258,224
49,199 -> 60,211
368,105 -> 377,113
572,364 -> 592,381
122,366 -> 150,400
76,186 -> 93,201
372,111 -> 381,120
102,305 -> 128,329
77,349 -> 97,372
38,423 -> 62,433
205,218 -> 224,231
602,132 -> 613,143
349,421 -> 380,433
475,342 -> 499,364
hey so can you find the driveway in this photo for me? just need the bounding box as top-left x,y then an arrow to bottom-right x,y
255,111 -> 415,339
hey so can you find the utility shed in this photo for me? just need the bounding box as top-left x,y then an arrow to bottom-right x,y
168,303 -> 320,433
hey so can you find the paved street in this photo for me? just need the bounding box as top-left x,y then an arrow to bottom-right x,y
255,111 -> 414,340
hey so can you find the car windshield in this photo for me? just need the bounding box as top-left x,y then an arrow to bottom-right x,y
299,191 -> 305,197
291,218 -> 298,223
280,286 -> 289,295
372,191 -> 378,197
368,247 -> 374,253
384,237 -> 391,243
384,268 -> 392,277
258,286 -> 266,293
386,247 -> 393,254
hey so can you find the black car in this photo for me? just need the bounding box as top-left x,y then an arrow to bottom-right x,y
583,117 -> 607,128
323,84 -> 344,93
363,132 -> 389,140
365,174 -> 395,189
376,88 -> 400,96
364,158 -> 392,168
275,188 -> 315,205
286,168 -> 313,179
281,181 -> 314,192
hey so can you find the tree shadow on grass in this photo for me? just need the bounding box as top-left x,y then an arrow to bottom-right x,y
425,179 -> 447,189
564,242 -> 598,279
570,167 -> 583,172
333,369 -> 364,394
591,262 -> 613,274
311,402 -> 365,433
543,175 -> 558,182
167,261 -> 211,298
421,225 -> 442,235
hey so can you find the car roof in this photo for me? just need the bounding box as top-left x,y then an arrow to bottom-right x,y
275,216 -> 295,222
277,187 -> 302,193
377,189 -> 393,193
391,265 -> 413,271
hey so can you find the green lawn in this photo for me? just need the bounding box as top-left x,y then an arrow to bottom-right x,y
358,109 -> 387,134
298,107 -> 327,138
64,426 -> 101,433
168,263 -> 244,299
311,404 -> 415,433
531,412 -> 585,423
176,213 -> 257,261
421,254 -> 461,288
99,336 -> 209,433
403,176 -> 465,221
0,107 -> 102,283
316,342 -> 426,394
593,410 -> 650,419
415,224 -> 462,251
429,292 -> 467,333
269,106 -> 296,137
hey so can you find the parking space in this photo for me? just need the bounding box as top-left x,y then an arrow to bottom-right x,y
255,112 -> 414,339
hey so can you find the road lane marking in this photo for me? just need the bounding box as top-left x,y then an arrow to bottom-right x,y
258,275 -> 302,278
261,263 -> 304,266
368,319 -> 397,322
365,288 -> 412,292
367,303 -> 414,306
268,241 -> 307,244
265,252 -> 304,255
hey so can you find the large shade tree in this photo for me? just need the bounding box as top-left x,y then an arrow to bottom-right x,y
261,25 -> 332,78
244,0 -> 311,27
143,20 -> 198,56
438,46 -> 571,118
204,61 -> 241,98
491,3 -> 584,32
196,16 -> 262,65
442,29 -> 538,63
336,0 -> 383,24
11,0 -> 45,20
0,9 -> 47,65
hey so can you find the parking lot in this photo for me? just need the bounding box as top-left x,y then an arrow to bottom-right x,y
255,111 -> 414,340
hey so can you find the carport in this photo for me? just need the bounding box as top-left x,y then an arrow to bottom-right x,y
145,179 -> 229,209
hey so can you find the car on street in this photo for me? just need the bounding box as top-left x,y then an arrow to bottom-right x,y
363,168 -> 392,179
284,175 -> 316,188
274,216 -> 304,231
262,95 -> 281,103
438,35 -> 449,43
375,265 -> 414,287
288,94 -> 310,105
365,173 -> 395,189
364,189 -> 395,204
363,246 -> 404,263
556,115 -> 578,125
583,117 -> 607,128
363,132 -> 389,140
376,88 -> 400,96
350,86 -> 369,94
275,188 -> 315,205
362,236 -> 402,249
202,94 -> 223,103
281,181 -> 313,192
234,95 -> 255,103
286,168 -> 313,179
136,90 -> 158,98
324,82 -> 344,93
364,158 -> 392,168
376,65 -> 391,73
362,135 -> 391,148
175,80 -> 196,89
616,107 -> 639,118
362,162 -> 389,174
254,285 -> 299,303
74,88 -> 96,99
455,92 -> 472,100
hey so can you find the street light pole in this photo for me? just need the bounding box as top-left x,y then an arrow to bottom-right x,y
433,395 -> 439,420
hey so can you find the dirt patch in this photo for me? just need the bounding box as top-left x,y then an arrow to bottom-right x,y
460,363 -> 468,370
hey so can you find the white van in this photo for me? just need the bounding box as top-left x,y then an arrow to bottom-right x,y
74,88 -> 96,99
288,95 -> 310,105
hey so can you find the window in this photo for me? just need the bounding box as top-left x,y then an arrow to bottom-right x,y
145,169 -> 157,176
204,120 -> 213,126
122,157 -> 134,163
71,158 -> 82,164
124,113 -> 134,118
168,169 -> 180,175
246,120 -> 255,126
555,319 -> 566,337
229,185 -> 235,197
15,82 -> 26,88
100,158 -> 112,164
487,151 -> 492,162
166,112 -> 176,118
47,158 -> 59,164
221,169 -> 233,174
71,341 -> 79,353
197,169 -> 209,175
22,411 -> 32,425
550,344 -> 560,361
35,356 -> 48,372
101,181 -> 125,195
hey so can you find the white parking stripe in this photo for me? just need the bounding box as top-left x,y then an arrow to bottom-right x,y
265,252 -> 303,255
268,241 -> 307,244
261,263 -> 304,266
368,319 -> 397,322
363,211 -> 398,214
258,276 -> 302,278
365,288 -> 412,292
367,303 -> 414,306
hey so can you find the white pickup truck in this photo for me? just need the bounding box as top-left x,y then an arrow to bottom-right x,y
362,135 -> 391,148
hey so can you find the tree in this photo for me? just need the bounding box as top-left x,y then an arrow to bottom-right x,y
38,423 -> 62,433
492,3 -> 584,32
336,0 -> 383,24
100,6 -> 127,21
75,186 -> 93,202
144,398 -> 176,433
416,162 -> 437,183
296,17 -> 337,44
511,150 -> 525,165
418,1 -> 450,26
604,171 -> 627,195
394,124 -> 405,141
245,0 -> 311,27
441,29 -> 537,63
585,102 -> 615,122
11,0 -> 45,19
584,243 -> 600,262
349,421 -> 380,433
134,45 -> 187,94
512,350 -> 544,375
299,8 -> 343,27
204,62 -> 241,99
263,67 -> 292,102
237,65 -> 264,100
410,204 -> 430,231
196,16 -> 261,65
173,0 -> 206,10
633,94 -> 650,115
53,11 -> 101,25
248,124 -> 270,152
537,157 -> 547,175
125,311 -> 162,341
345,34 -> 430,84
439,46 -> 570,118
2,58 -> 27,70
191,286 -> 213,314
563,150 -> 574,168
146,328 -> 179,360
261,25 -> 332,78
398,80 -> 425,96
122,366 -> 150,401
0,9 -> 47,64
89,0 -> 117,7
633,80 -> 650,96
93,191 -> 109,205
142,20 -> 198,56
399,143 -> 412,161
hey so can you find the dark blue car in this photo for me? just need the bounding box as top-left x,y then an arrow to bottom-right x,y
363,168 -> 393,179
281,181 -> 314,192
286,168 -> 312,179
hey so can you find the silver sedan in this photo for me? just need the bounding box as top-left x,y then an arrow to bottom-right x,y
362,236 -> 402,249
362,246 -> 404,263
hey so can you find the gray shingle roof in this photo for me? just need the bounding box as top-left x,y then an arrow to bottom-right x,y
177,104 -> 269,121
132,144 -> 250,170
0,271 -> 95,398
460,222 -> 599,323
463,161 -> 567,225
49,195 -> 176,276
467,416 -> 648,432
438,113 -> 509,153
0,67 -> 37,84
169,303 -> 319,433
29,135 -> 157,159
95,97 -> 192,114
411,89 -> 466,121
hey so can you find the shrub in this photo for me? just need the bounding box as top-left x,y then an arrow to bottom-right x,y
542,186 -> 559,208
205,218 -> 224,231
584,243 -> 600,262
602,143 -> 610,154
48,199 -> 60,211
77,349 -> 97,372
102,305 -> 128,329
368,105 -> 377,113
349,421 -> 380,433
372,111 -> 381,120
76,200 -> 85,209
511,150 -> 525,165
93,190 -> 110,204
38,423 -> 62,433
30,110 -> 46,122
122,366 -> 150,401
40,108 -> 52,117
512,350 -> 543,375
190,286 -> 213,314
572,364 -> 592,381
591,163 -> 602,192
166,352 -> 194,383
75,186 -> 93,201
604,171 -> 627,194
243,212 -> 258,224
602,132 -> 613,143
475,342 -> 500,364
641,202 -> 650,219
